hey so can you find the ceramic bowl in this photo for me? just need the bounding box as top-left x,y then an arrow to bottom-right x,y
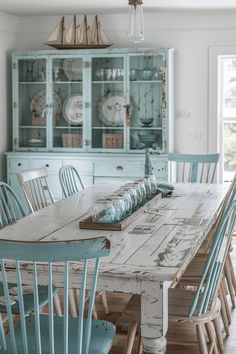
140,117 -> 153,127
138,132 -> 158,147
139,70 -> 153,81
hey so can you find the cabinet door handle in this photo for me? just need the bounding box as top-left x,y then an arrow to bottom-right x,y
45,164 -> 50,167
18,163 -> 21,166
116,165 -> 123,171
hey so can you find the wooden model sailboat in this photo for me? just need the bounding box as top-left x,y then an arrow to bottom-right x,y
45,15 -> 112,49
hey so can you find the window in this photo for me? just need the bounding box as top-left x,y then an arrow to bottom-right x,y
219,56 -> 236,182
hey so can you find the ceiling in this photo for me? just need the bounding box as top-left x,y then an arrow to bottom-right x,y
1,0 -> 236,16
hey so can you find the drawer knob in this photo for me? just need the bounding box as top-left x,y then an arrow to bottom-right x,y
45,164 -> 50,168
18,163 -> 21,166
116,165 -> 123,171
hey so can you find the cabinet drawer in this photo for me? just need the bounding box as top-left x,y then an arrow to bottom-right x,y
64,160 -> 93,175
152,160 -> 167,178
94,160 -> 144,177
30,159 -> 62,172
8,158 -> 30,172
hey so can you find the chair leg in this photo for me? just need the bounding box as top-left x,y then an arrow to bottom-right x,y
218,287 -> 230,336
69,289 -> 77,317
220,282 -> 231,324
227,253 -> 236,292
213,316 -> 224,354
53,293 -> 62,316
196,323 -> 208,354
205,321 -> 219,354
92,303 -> 98,320
100,291 -> 110,315
224,258 -> 235,308
137,333 -> 143,354
124,321 -> 138,354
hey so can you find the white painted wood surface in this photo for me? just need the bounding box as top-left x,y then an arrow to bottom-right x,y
0,182 -> 230,354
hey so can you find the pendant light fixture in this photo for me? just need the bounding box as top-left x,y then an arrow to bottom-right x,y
128,0 -> 145,43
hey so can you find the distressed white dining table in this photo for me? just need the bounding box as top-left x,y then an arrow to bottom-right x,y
0,182 -> 230,354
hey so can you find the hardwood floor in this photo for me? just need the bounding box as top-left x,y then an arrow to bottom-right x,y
95,237 -> 236,354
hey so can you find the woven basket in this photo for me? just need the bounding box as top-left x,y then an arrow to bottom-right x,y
102,133 -> 123,149
32,117 -> 46,126
62,134 -> 82,148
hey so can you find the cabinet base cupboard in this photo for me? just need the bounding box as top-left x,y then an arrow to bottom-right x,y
7,48 -> 174,198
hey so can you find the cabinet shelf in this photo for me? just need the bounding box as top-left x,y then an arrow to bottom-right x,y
54,126 -> 83,129
130,127 -> 162,130
130,80 -> 162,84
92,126 -> 124,130
19,82 -> 46,85
92,81 -> 123,84
20,125 -> 46,129
53,81 -> 82,84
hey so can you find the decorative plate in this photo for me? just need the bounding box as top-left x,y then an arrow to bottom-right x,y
98,93 -> 133,127
30,90 -> 62,121
62,95 -> 83,126
63,59 -> 83,81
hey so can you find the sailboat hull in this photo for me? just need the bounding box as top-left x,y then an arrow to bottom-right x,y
44,43 -> 113,50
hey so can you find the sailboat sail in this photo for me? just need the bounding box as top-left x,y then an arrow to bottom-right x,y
64,15 -> 76,44
90,15 -> 99,44
97,21 -> 110,45
46,16 -> 64,44
45,14 -> 112,49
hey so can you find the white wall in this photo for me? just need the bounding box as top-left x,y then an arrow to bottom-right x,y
0,12 -> 17,180
2,10 -> 236,179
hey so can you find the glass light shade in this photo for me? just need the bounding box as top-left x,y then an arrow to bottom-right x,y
128,3 -> 144,43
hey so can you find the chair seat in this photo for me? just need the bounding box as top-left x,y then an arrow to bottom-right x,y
123,288 -> 220,323
0,283 -> 58,316
4,315 -> 116,354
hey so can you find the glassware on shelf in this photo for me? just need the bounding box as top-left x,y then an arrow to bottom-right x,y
129,69 -> 138,81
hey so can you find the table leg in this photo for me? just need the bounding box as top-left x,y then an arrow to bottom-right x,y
140,280 -> 169,354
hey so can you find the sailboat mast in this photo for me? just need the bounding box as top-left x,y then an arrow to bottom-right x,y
84,15 -> 88,45
73,15 -> 76,44
95,15 -> 99,45
60,16 -> 65,44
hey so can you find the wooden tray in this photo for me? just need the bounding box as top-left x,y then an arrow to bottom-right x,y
79,193 -> 162,231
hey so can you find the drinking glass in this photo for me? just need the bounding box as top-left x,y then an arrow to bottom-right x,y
107,195 -> 126,222
113,190 -> 132,217
124,183 -> 143,207
120,185 -> 138,211
92,198 -> 116,223
133,179 -> 147,205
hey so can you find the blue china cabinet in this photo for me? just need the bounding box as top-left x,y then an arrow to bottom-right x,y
6,48 -> 174,200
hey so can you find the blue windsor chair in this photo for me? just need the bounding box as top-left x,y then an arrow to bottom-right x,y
59,165 -> 110,316
0,237 -> 115,354
168,153 -> 220,183
59,165 -> 85,198
0,181 -> 60,317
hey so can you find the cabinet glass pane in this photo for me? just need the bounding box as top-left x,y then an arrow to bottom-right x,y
91,56 -> 125,150
18,58 -> 47,148
129,53 -> 167,153
52,57 -> 83,149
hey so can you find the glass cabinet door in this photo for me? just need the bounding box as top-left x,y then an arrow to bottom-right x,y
14,57 -> 47,150
51,56 -> 84,150
128,51 -> 167,153
91,55 -> 126,151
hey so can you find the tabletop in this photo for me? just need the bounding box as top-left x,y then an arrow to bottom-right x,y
0,182 -> 229,286
0,181 -> 230,354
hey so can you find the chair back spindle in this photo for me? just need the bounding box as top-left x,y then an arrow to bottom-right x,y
59,165 -> 85,198
0,182 -> 26,228
168,153 -> 220,183
17,167 -> 55,213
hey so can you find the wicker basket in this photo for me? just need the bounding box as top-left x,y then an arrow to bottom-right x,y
102,133 -> 123,149
32,117 -> 46,126
62,133 -> 82,148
